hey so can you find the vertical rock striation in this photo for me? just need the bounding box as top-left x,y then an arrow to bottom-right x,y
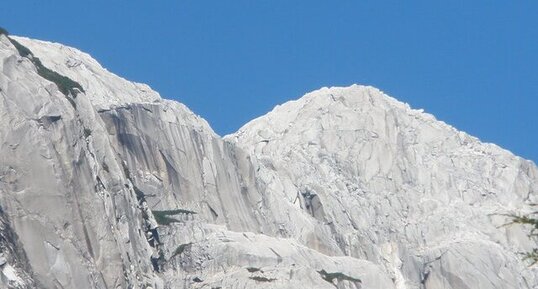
0,34 -> 536,289
228,86 -> 538,289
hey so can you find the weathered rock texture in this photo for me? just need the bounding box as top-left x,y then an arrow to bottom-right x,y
0,34 -> 536,289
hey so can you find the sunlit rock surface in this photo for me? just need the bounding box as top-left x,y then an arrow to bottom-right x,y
0,34 -> 536,289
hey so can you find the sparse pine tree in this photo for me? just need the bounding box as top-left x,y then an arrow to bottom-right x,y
504,208 -> 538,266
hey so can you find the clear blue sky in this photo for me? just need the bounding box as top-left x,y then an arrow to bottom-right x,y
2,1 -> 537,162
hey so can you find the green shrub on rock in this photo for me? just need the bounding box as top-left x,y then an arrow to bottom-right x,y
0,27 -> 9,36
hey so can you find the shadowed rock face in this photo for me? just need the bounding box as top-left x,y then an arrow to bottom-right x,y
0,34 -> 536,289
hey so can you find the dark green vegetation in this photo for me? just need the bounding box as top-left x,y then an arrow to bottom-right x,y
152,209 -> 197,225
170,242 -> 192,259
246,267 -> 261,273
249,276 -> 276,282
9,38 -> 31,57
318,269 -> 361,284
7,36 -> 84,97
506,212 -> 538,265
33,57 -> 84,97
83,128 -> 92,138
523,248 -> 538,265
0,27 -> 9,36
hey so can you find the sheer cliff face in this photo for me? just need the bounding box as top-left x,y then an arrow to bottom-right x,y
228,87 -> 538,288
0,34 -> 536,289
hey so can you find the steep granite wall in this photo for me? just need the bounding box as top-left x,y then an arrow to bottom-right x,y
0,35 -> 536,289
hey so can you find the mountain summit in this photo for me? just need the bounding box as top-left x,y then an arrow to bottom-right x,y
0,33 -> 536,289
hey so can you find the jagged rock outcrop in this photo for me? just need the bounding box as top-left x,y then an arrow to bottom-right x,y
228,86 -> 538,288
0,33 -> 536,289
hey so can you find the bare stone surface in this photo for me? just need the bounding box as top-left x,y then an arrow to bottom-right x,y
0,34 -> 536,289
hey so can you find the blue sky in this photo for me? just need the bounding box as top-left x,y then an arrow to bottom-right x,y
2,1 -> 537,162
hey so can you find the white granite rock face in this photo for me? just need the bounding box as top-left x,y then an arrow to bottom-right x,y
228,86 -> 538,289
0,34 -> 536,289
